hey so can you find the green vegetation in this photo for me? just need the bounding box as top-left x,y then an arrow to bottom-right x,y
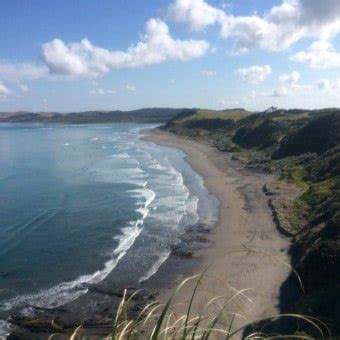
163,107 -> 340,336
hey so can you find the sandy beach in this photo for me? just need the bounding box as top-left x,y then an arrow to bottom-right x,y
146,128 -> 292,336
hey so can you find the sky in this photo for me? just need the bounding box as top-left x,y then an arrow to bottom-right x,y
1,0 -> 340,112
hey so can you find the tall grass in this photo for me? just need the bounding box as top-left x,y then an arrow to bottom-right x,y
68,273 -> 330,340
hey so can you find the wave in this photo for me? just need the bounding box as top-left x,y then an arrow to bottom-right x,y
93,166 -> 149,186
138,250 -> 171,283
0,319 -> 11,338
1,228 -> 139,312
0,182 -> 157,313
129,186 -> 156,219
148,160 -> 168,171
108,153 -> 130,159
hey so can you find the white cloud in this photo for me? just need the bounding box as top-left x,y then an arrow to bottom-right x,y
290,40 -> 340,68
167,0 -> 224,32
261,84 -> 312,99
265,72 -> 311,98
236,65 -> 272,84
107,89 -> 117,95
0,62 -> 47,81
167,0 -> 340,53
318,79 -> 331,91
0,82 -> 11,96
201,70 -> 216,76
279,71 -> 300,85
125,85 -> 136,92
316,78 -> 340,94
267,86 -> 289,98
41,19 -> 209,78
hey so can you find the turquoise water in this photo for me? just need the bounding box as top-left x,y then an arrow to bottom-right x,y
0,123 -> 218,336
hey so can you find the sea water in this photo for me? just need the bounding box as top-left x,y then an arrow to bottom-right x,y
0,123 -> 218,337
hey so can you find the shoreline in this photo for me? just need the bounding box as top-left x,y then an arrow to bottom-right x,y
4,125 -> 218,339
6,126 -> 293,338
144,128 -> 292,333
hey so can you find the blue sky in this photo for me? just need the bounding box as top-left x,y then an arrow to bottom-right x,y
1,0 -> 340,112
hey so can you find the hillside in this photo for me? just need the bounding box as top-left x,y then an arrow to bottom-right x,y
163,107 -> 340,336
0,108 -> 183,124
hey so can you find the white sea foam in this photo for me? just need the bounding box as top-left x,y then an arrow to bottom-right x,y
90,137 -> 98,142
137,191 -> 156,219
0,319 -> 10,339
148,161 -> 168,171
129,187 -> 156,218
108,153 -> 130,159
63,143 -> 70,146
94,166 -> 149,186
0,176 -> 158,312
138,250 -> 171,283
0,217 -> 145,312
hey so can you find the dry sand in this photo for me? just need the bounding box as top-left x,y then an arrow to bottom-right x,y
146,129 -> 292,337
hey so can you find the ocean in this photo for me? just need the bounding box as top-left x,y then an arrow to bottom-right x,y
0,123 -> 218,337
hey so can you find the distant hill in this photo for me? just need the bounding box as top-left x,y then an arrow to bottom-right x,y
0,108 -> 184,124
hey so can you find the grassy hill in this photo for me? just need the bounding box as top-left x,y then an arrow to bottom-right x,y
0,108 -> 183,124
163,107 -> 340,336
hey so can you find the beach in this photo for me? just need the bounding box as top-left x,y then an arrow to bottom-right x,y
145,128 -> 292,334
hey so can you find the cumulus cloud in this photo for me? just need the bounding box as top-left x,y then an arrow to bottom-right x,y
167,0 -> 340,53
266,71 -> 311,98
236,65 -> 272,84
316,78 -> 340,95
41,19 -> 209,77
269,86 -> 289,98
290,40 -> 340,68
279,71 -> 300,85
167,0 -> 224,32
0,82 -> 11,96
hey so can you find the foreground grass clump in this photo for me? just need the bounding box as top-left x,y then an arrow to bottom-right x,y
69,274 -> 330,339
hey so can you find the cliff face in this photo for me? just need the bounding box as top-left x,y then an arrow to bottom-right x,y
163,107 -> 340,335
